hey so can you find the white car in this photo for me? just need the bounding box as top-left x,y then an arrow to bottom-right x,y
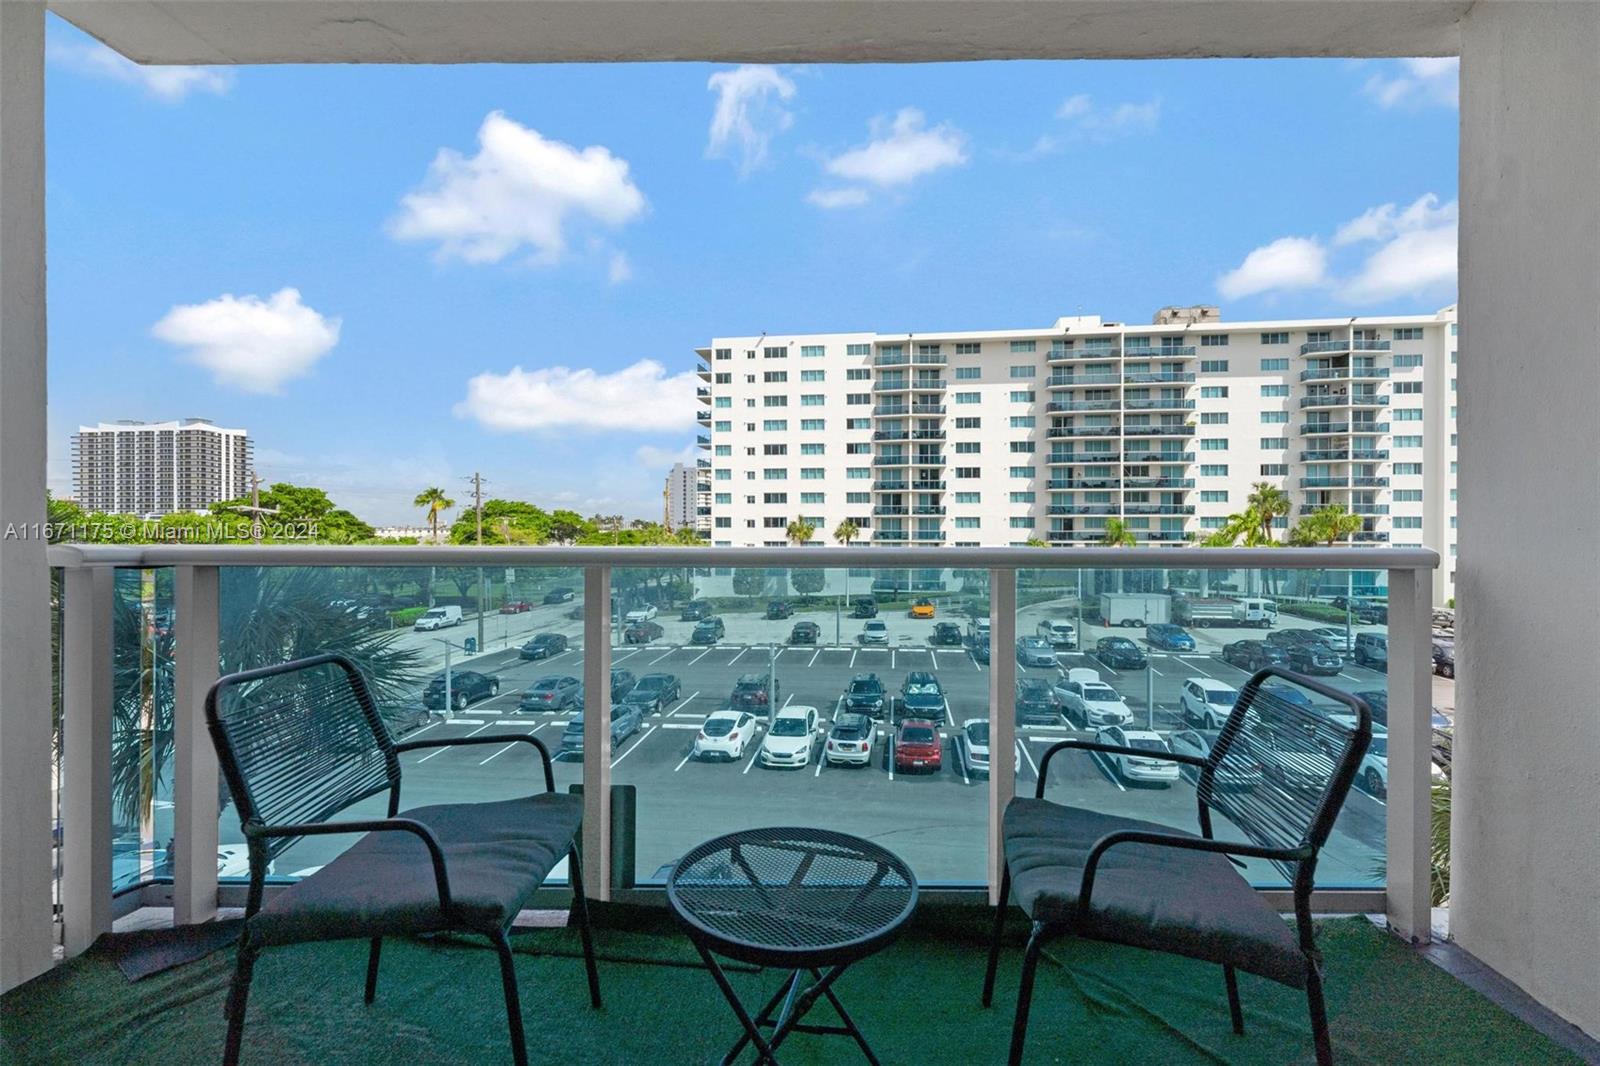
1309,627 -> 1355,653
860,620 -> 890,645
759,705 -> 820,768
1358,733 -> 1447,797
824,712 -> 877,766
1095,725 -> 1180,786
624,605 -> 658,624
1179,678 -> 1241,730
1035,618 -> 1078,650
693,709 -> 759,762
1054,676 -> 1133,728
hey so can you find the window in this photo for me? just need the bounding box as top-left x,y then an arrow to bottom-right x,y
1199,438 -> 1229,451
714,517 -> 731,528
879,344 -> 903,357
955,391 -> 981,405
846,467 -> 870,479
762,516 -> 787,528
954,491 -> 981,504
1009,416 -> 1036,429
1010,340 -> 1037,353
800,468 -> 824,480
955,467 -> 981,479
714,420 -> 731,432
846,442 -> 870,454
762,468 -> 787,480
714,492 -> 732,504
1010,491 -> 1036,503
1259,463 -> 1288,476
801,394 -> 825,406
715,445 -> 731,456
1261,357 -> 1290,371
846,368 -> 869,380
1394,381 -> 1422,394
1394,408 -> 1423,421
954,416 -> 981,429
951,516 -> 978,529
1394,327 -> 1424,340
1259,437 -> 1288,450
1200,385 -> 1230,398
715,469 -> 731,480
762,420 -> 787,433
1200,464 -> 1228,476
917,343 -> 941,356
1200,412 -> 1229,424
714,396 -> 732,408
846,492 -> 871,504
1009,466 -> 1036,478
762,492 -> 787,504
1200,359 -> 1229,373
1010,390 -> 1035,403
798,492 -> 824,505
846,393 -> 870,405
1394,463 -> 1423,475
1394,489 -> 1423,502
955,342 -> 981,355
1260,411 -> 1289,424
763,395 -> 787,407
846,343 -> 871,356
1395,516 -> 1423,529
1009,516 -> 1036,528
1009,440 -> 1036,454
1200,517 -> 1226,530
1306,331 -> 1331,344
715,348 -> 732,360
1009,364 -> 1036,378
764,346 -> 787,359
801,418 -> 825,431
846,417 -> 871,430
954,441 -> 980,454
1200,334 -> 1229,347
800,369 -> 825,382
1394,354 -> 1423,368
1260,332 -> 1289,345
800,443 -> 824,455
714,373 -> 731,384
763,371 -> 787,383
1394,435 -> 1422,448
1260,384 -> 1289,397
955,366 -> 981,380
1200,490 -> 1229,503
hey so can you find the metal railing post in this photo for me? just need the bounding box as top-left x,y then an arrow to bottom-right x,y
581,565 -> 612,900
173,565 -> 220,925
1385,566 -> 1433,944
60,565 -> 114,955
987,567 -> 1017,904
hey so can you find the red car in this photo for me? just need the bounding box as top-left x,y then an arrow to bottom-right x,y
499,600 -> 533,614
893,718 -> 943,773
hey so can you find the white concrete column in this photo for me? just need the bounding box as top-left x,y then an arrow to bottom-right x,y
173,566 -> 220,925
60,566 -> 115,956
1383,566 -> 1432,945
1456,1 -> 1600,1038
581,566 -> 612,900
986,568 -> 1016,903
0,0 -> 55,992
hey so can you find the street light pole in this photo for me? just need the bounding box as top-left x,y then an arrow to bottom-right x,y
1146,654 -> 1156,730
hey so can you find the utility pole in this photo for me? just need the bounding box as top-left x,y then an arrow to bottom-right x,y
236,470 -> 280,543
466,472 -> 487,655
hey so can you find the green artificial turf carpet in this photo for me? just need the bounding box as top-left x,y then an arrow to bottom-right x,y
0,910 -> 1580,1065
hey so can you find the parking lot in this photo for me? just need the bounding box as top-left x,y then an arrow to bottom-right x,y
242,595 -> 1397,889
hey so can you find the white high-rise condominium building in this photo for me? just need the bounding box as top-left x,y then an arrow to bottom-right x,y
664,462 -> 704,532
695,305 -> 1458,604
71,418 -> 253,516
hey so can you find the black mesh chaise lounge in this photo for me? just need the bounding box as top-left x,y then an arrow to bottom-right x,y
981,667 -> 1372,1065
205,653 -> 601,1066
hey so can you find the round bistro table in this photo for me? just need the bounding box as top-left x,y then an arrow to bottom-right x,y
666,827 -> 919,1065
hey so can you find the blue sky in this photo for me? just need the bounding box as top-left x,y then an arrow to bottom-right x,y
44,15 -> 1458,524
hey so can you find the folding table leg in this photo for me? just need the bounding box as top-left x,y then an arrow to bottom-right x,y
809,967 -> 881,1066
692,941 -> 781,1066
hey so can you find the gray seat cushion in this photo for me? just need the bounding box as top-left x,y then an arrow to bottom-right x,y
1003,798 -> 1307,987
249,792 -> 583,946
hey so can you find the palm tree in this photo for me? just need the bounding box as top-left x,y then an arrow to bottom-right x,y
832,520 -> 859,546
413,487 -> 454,545
1290,503 -> 1365,546
786,519 -> 817,546
1097,518 -> 1136,547
1246,482 -> 1291,544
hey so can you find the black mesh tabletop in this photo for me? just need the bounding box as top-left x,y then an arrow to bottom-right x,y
667,827 -> 918,969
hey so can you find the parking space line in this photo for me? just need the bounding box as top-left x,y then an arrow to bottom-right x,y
930,650 -> 939,669
671,691 -> 698,712
969,652 -> 983,671
674,750 -> 695,772
807,649 -> 820,668
1016,739 -> 1039,779
403,721 -> 441,740
611,648 -> 641,663
478,725 -> 541,766
1089,750 -> 1128,791
417,721 -> 493,762
890,650 -> 896,670
686,646 -> 713,666
849,648 -> 858,668
741,745 -> 762,774
659,723 -> 701,730
728,646 -> 748,665
1339,672 -> 1361,682
648,648 -> 676,665
1180,657 -> 1215,678
780,693 -> 793,710
610,726 -> 655,768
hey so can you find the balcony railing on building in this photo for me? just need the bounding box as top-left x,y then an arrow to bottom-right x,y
1300,339 -> 1393,355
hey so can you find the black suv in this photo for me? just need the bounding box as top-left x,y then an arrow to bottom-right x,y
609,668 -> 638,699
541,586 -> 575,604
930,621 -> 964,646
765,600 -> 794,619
1095,636 -> 1148,670
730,673 -> 780,712
690,617 -> 726,644
851,597 -> 878,619
679,600 -> 713,621
843,673 -> 887,717
1015,678 -> 1060,725
790,620 -> 821,644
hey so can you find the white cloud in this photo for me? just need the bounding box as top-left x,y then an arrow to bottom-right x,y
1339,220 -> 1458,304
608,252 -> 634,284
1333,192 -> 1457,246
389,111 -> 646,265
151,288 -> 340,395
706,65 -> 797,175
822,109 -> 968,189
1363,57 -> 1459,109
455,360 -> 699,433
1217,237 -> 1328,299
47,40 -> 233,102
1056,94 -> 1092,120
1055,94 -> 1161,138
806,187 -> 870,210
636,443 -> 699,469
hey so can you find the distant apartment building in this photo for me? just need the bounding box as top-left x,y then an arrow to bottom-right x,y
664,462 -> 703,533
72,418 -> 252,516
695,305 -> 1458,603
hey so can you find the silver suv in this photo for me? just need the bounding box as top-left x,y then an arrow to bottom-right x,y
1353,632 -> 1388,668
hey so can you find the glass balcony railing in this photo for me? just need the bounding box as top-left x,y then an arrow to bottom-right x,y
1046,504 -> 1118,516
1300,366 -> 1392,381
1048,477 -> 1122,489
1300,422 -> 1351,435
1047,452 -> 1121,465
1123,398 -> 1196,411
911,402 -> 947,415
1351,476 -> 1390,487
1122,477 -> 1194,489
873,353 -> 910,367
1046,373 -> 1121,388
1047,425 -> 1120,438
872,403 -> 909,416
1122,424 -> 1195,437
1121,503 -> 1196,516
1300,476 -> 1350,488
1047,347 -> 1120,363
872,481 -> 909,492
1300,338 -> 1392,355
873,505 -> 909,516
1124,450 -> 1193,464
1046,399 -> 1121,413
1123,371 -> 1196,384
1301,394 -> 1389,408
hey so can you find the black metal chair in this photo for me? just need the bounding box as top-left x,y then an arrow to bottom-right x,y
205,653 -> 601,1066
982,666 -> 1372,1065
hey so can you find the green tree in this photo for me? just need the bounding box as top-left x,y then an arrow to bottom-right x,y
549,509 -> 597,544
413,487 -> 454,545
1024,537 -> 1049,547
790,568 -> 825,600
833,520 -> 859,546
1289,503 -> 1365,546
214,482 -> 375,543
1097,519 -> 1136,547
785,519 -> 816,546
732,569 -> 767,599
1247,482 -> 1292,545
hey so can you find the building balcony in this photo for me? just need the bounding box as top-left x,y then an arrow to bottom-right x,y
874,353 -> 910,367
910,480 -> 946,492
872,403 -> 909,416
1301,393 -> 1390,408
695,458 -> 711,469
1123,398 -> 1196,411
873,505 -> 909,516
696,410 -> 711,423
1300,422 -> 1352,435
1300,338 -> 1393,355
873,454 -> 910,466
1352,530 -> 1391,542
1047,425 -> 1120,438
911,402 -> 946,416
1046,373 -> 1121,388
1048,477 -> 1122,489
871,529 -> 909,541
1132,529 -> 1191,542
696,386 -> 711,400
871,480 -> 909,492
1121,424 -> 1195,437
1123,371 -> 1196,384
1122,477 -> 1194,489
1353,504 -> 1391,516
1300,366 -> 1392,382
873,429 -> 912,441
912,505 -> 946,516
1046,347 -> 1119,363
696,435 -> 710,446
1046,399 -> 1121,413
872,378 -> 946,393
913,352 -> 948,366
1352,423 -> 1390,436
1047,453 -> 1121,465
1352,450 -> 1390,461
1352,476 -> 1391,488
1300,476 -> 1350,488
1122,503 -> 1196,516
695,482 -> 710,494
1047,503 -> 1118,516
1124,450 -> 1194,464
911,530 -> 946,541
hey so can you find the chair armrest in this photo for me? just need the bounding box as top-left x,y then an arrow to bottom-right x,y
1077,829 -> 1309,923
251,817 -> 453,913
395,733 -> 555,793
1035,739 -> 1206,798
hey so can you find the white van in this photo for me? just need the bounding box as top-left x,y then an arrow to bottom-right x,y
413,605 -> 464,631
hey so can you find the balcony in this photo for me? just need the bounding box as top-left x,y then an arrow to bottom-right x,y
1047,503 -> 1118,516
873,352 -> 910,367
871,529 -> 909,541
1123,477 -> 1195,489
873,454 -> 910,466
1121,424 -> 1195,437
1300,338 -> 1393,355
911,402 -> 947,416
1123,371 -> 1196,384
1300,476 -> 1350,488
695,458 -> 711,470
911,529 -> 946,541
1046,399 -> 1121,413
1301,394 -> 1390,408
1132,529 -> 1190,542
873,429 -> 911,441
695,410 -> 711,423
1123,398 -> 1196,411
1353,504 -> 1392,516
696,386 -> 711,399
1046,347 -> 1120,363
1122,503 -> 1196,515
1300,366 -> 1392,382
1300,449 -> 1350,462
1048,453 -> 1121,465
912,352 -> 948,366
1352,450 -> 1390,461
1047,424 -> 1120,438
695,434 -> 710,446
872,480 -> 909,492
871,403 -> 909,416
1124,450 -> 1194,464
873,504 -> 908,516
1048,477 -> 1121,489
1046,373 -> 1121,388
912,505 -> 946,516
1300,422 -> 1351,435
911,429 -> 947,441
1353,423 -> 1390,435
910,480 -> 947,491
1352,476 -> 1391,488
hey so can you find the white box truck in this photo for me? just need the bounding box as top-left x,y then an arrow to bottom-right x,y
1172,597 -> 1277,629
1098,593 -> 1171,627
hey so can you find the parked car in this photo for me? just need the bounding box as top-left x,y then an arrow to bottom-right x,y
623,605 -> 658,624
542,587 -> 575,604
1144,623 -> 1196,652
679,600 -> 713,621
759,705 -> 820,768
859,619 -> 890,645
1265,628 -> 1329,650
1353,632 -> 1389,669
622,672 -> 681,714
518,674 -> 581,712
422,669 -> 499,711
690,617 -> 726,644
499,600 -> 533,614
1221,639 -> 1288,671
1432,639 -> 1455,678
730,673 -> 780,713
844,674 -> 887,717
622,619 -> 664,644
693,709 -> 758,762
851,597 -> 879,618
766,600 -> 794,620
789,620 -> 821,644
892,718 -> 943,773
896,689 -> 948,726
1309,627 -> 1355,653
1179,677 -> 1241,730
413,605 -> 464,631
954,718 -> 992,779
519,633 -> 568,660
1015,636 -> 1058,669
1015,678 -> 1060,726
1095,636 -> 1148,670
931,621 -> 965,646
1035,618 -> 1079,650
1358,734 -> 1390,797
969,638 -> 991,665
1240,723 -> 1337,791
824,713 -> 877,767
1287,641 -> 1344,676
609,668 -> 637,700
1168,729 -> 1261,791
561,704 -> 643,757
566,603 -> 584,621
909,599 -> 936,619
1055,673 -> 1133,728
901,670 -> 944,701
1094,725 -> 1179,786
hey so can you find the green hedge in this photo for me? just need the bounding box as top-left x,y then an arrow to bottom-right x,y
389,606 -> 429,626
1277,601 -> 1351,624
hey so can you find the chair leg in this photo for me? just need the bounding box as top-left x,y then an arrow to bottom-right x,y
981,862 -> 1011,1007
568,844 -> 602,1009
1306,965 -> 1334,1066
222,936 -> 259,1066
1224,964 -> 1245,1035
364,937 -> 382,1005
1006,923 -> 1047,1066
492,929 -> 529,1066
